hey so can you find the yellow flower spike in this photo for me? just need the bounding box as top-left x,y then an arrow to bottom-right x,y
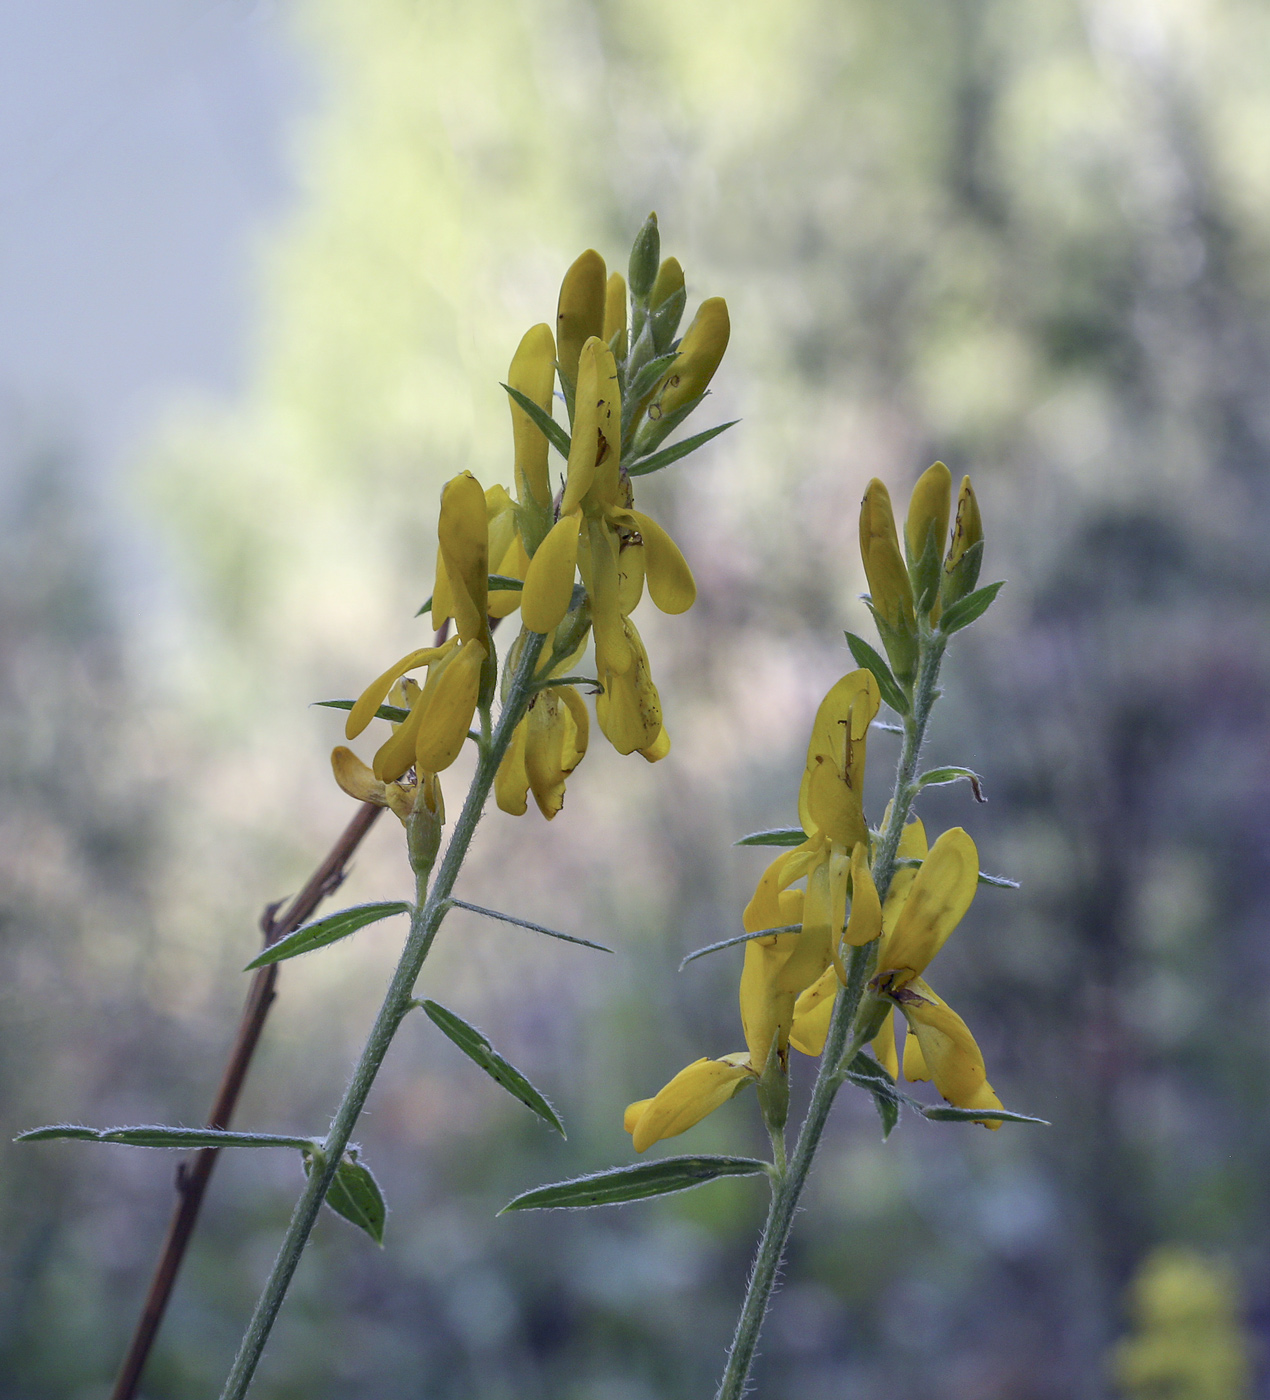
603,271 -> 627,357
856,478 -> 918,646
507,323 -> 557,514
619,509 -> 696,614
345,640 -> 457,740
904,461 -> 953,572
627,1054 -> 755,1153
521,513 -> 582,634
494,719 -> 530,816
894,978 -> 1002,1128
562,337 -> 621,515
843,842 -> 882,947
436,471 -> 490,645
652,296 -> 730,421
414,639 -> 487,775
789,965 -> 838,1058
877,826 -> 979,989
556,248 -> 606,391
650,256 -> 684,309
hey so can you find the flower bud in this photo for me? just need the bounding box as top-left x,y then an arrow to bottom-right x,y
507,323 -> 556,515
556,249 -> 606,392
627,213 -> 660,304
650,296 -> 730,421
650,256 -> 684,309
905,461 -> 952,615
941,475 -> 984,608
858,480 -> 918,681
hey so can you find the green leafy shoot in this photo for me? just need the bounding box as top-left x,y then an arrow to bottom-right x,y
938,580 -> 1004,635
734,828 -> 808,848
315,699 -> 410,724
245,902 -> 411,970
414,574 -> 525,618
500,1155 -> 771,1212
625,420 -> 738,477
16,1125 -> 314,1150
420,1001 -> 565,1136
529,674 -> 602,694
679,925 -> 802,971
922,1105 -> 1049,1126
844,632 -> 910,715
304,1151 -> 387,1244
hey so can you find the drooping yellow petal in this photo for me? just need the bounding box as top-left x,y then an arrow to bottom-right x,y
581,519 -> 631,675
623,1098 -> 653,1135
494,718 -> 530,816
903,1025 -> 929,1082
346,641 -> 455,740
414,640 -> 486,774
562,338 -> 621,514
904,461 -> 952,570
331,746 -> 388,806
790,965 -> 838,1057
776,857 -> 833,997
595,616 -> 662,756
508,323 -> 557,512
616,532 -> 646,614
878,826 -> 978,987
437,471 -> 490,645
628,1056 -> 754,1152
740,937 -> 792,1072
880,817 -> 928,945
556,249 -> 606,390
638,726 -> 671,762
521,513 -> 581,634
859,479 -> 916,635
844,842 -> 882,946
652,297 -> 730,419
623,509 -> 696,614
871,1006 -> 899,1079
895,979 -> 1002,1128
524,685 -> 589,820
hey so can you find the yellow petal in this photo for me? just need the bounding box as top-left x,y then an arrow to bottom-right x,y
879,827 -> 978,986
902,1026 -> 929,1082
595,616 -> 662,755
650,256 -> 684,309
896,979 -> 1001,1128
414,640 -> 486,773
582,519 -> 631,675
494,719 -> 530,816
858,479 -> 915,634
904,461 -> 952,570
430,552 -> 455,633
616,533 -> 646,615
556,249 -> 606,389
623,1098 -> 654,1135
524,687 -> 588,820
798,670 -> 881,845
790,966 -> 838,1057
489,533 -> 529,620
880,817 -> 928,945
776,857 -> 833,996
652,296 -> 729,419
740,938 -> 794,1072
562,338 -> 620,515
638,725 -> 671,762
603,271 -> 627,353
629,1057 -> 754,1152
521,514 -> 581,634
558,684 -> 590,766
844,842 -> 882,946
346,641 -> 455,740
624,509 -> 696,614
330,746 -> 388,806
437,471 -> 489,645
742,846 -> 804,935
871,1006 -> 899,1078
508,323 -> 556,512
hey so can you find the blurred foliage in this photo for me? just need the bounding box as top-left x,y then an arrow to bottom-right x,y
4,1 -> 1270,1398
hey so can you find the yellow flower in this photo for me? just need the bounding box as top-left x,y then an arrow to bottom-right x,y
555,248 -> 607,394
505,323 -> 557,552
624,1054 -> 755,1154
647,295 -> 730,422
331,677 -> 446,826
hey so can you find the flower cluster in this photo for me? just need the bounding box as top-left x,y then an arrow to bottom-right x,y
331,218 -> 730,824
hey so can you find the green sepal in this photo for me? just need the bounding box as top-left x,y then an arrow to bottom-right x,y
918,766 -> 985,802
908,521 -> 943,616
244,902 -> 411,970
941,537 -> 984,609
499,1155 -> 770,1212
735,828 -> 808,848
420,1000 -> 566,1136
844,632 -> 911,715
628,213 -> 660,303
841,1052 -> 901,1139
938,580 -> 1004,635
501,383 -> 571,458
315,699 -> 411,724
649,285 -> 686,354
625,420 -> 739,478
861,598 -> 919,686
923,1105 -> 1049,1126
304,1150 -> 387,1244
15,1125 -> 315,1150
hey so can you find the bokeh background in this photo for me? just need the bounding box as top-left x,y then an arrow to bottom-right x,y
2,1 -> 1268,1396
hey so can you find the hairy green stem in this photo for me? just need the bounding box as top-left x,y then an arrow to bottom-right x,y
715,629 -> 947,1400
219,628 -> 548,1400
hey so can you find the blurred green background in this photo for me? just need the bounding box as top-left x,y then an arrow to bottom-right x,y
2,1 -> 1268,1396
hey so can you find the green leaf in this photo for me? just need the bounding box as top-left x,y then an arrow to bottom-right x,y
623,347 -> 680,406
938,580 -> 1004,635
500,1155 -> 770,1212
842,1053 -> 902,1139
529,674 -> 601,694
978,871 -> 1020,889
734,828 -> 808,848
245,902 -> 411,970
844,632 -> 911,715
501,383 -> 571,457
16,1124 -> 314,1150
922,1105 -> 1049,1126
918,766 -> 986,802
625,420 -> 738,477
679,924 -> 802,970
446,897 -> 613,953
313,1154 -> 387,1244
315,699 -> 411,724
415,574 -> 524,618
421,1001 -> 566,1136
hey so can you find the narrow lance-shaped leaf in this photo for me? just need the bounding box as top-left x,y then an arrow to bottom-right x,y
679,925 -> 802,971
844,632 -> 911,715
421,1001 -> 566,1136
500,1155 -> 771,1212
938,580 -> 1004,635
918,766 -> 986,802
414,574 -> 525,618
529,674 -> 602,694
16,1124 -> 315,1150
923,1105 -> 1050,1126
734,828 -> 808,848
446,897 -> 613,953
625,420 -> 739,478
245,902 -> 411,970
501,383 -> 572,457
841,1052 -> 903,1139
892,857 -> 1020,890
315,699 -> 411,724
305,1151 -> 387,1244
